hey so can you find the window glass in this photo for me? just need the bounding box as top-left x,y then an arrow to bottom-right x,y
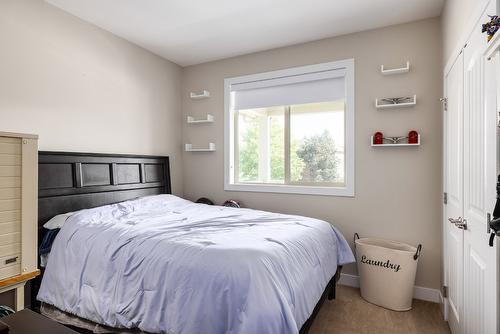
237,106 -> 285,184
290,101 -> 345,185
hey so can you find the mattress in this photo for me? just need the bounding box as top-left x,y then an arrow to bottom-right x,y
37,195 -> 354,334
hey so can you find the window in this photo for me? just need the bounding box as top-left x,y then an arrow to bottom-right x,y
224,59 -> 354,196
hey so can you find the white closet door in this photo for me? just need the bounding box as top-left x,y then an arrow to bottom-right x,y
462,3 -> 498,333
445,51 -> 464,334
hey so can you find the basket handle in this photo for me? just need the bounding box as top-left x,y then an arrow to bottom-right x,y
413,244 -> 422,260
353,233 -> 360,248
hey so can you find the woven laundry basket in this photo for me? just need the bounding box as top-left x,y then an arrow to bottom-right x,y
354,233 -> 422,311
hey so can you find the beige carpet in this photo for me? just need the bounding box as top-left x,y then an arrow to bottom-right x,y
309,286 -> 451,334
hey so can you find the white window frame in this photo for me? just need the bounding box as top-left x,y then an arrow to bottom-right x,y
224,59 -> 355,197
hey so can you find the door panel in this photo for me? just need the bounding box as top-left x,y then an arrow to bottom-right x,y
445,52 -> 464,334
462,2 -> 498,333
464,245 -> 486,334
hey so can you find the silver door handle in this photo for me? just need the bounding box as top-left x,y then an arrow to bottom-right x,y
448,217 -> 468,230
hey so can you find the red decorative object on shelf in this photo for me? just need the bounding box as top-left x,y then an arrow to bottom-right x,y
373,132 -> 384,145
408,130 -> 419,144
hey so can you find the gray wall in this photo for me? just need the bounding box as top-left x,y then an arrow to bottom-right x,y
0,0 -> 184,195
182,18 -> 443,289
0,1 -> 444,293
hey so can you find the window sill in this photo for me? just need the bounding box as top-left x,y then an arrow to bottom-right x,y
224,183 -> 354,197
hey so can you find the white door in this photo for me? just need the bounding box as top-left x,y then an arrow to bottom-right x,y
462,4 -> 498,333
445,2 -> 499,333
444,51 -> 464,334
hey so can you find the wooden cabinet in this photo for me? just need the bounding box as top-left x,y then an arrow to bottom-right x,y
0,131 -> 39,310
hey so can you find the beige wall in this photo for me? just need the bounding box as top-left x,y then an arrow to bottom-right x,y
441,0 -> 490,63
182,18 -> 443,289
0,0 -> 184,194
0,1 -> 443,290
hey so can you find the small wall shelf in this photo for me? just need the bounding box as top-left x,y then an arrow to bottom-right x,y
375,95 -> 416,109
185,143 -> 216,152
371,135 -> 421,147
187,114 -> 214,124
190,90 -> 210,99
380,61 -> 410,75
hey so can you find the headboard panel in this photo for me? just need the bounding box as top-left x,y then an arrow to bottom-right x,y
38,151 -> 171,226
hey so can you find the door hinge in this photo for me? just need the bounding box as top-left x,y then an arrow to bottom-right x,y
442,285 -> 448,298
444,192 -> 448,205
440,98 -> 448,111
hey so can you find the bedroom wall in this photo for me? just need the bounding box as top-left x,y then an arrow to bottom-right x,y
182,18 -> 443,290
0,0 -> 184,195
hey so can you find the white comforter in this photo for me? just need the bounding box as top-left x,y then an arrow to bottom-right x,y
38,195 -> 354,334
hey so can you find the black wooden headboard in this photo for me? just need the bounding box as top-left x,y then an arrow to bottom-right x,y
31,151 -> 170,309
38,151 -> 171,226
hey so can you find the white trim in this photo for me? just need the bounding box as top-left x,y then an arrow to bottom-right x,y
413,286 -> 442,303
225,183 -> 352,196
442,63 -> 450,323
440,293 -> 447,321
338,273 -> 360,287
338,273 -> 441,303
224,59 -> 355,197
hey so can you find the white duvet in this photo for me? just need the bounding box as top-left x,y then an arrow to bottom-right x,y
38,195 -> 354,334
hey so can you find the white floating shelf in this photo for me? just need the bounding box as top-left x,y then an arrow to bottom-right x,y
187,114 -> 214,124
381,61 -> 410,75
371,135 -> 420,147
190,90 -> 210,99
185,143 -> 216,152
375,95 -> 416,109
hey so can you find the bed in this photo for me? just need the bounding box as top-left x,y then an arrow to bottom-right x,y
34,152 -> 354,334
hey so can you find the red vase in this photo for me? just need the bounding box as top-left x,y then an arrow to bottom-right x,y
373,132 -> 384,145
408,130 -> 419,144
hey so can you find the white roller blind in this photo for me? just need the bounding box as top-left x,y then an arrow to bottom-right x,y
231,69 -> 346,110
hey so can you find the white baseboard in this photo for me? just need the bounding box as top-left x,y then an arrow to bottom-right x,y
338,273 -> 441,303
413,286 -> 441,303
338,273 -> 360,287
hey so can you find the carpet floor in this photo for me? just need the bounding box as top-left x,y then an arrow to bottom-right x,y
309,285 -> 451,334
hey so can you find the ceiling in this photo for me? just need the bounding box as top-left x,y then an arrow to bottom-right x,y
45,0 -> 445,66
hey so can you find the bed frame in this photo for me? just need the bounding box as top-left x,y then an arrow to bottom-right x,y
33,151 -> 171,309
34,151 -> 340,334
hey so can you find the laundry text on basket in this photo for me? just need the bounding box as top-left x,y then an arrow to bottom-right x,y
360,255 -> 401,272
